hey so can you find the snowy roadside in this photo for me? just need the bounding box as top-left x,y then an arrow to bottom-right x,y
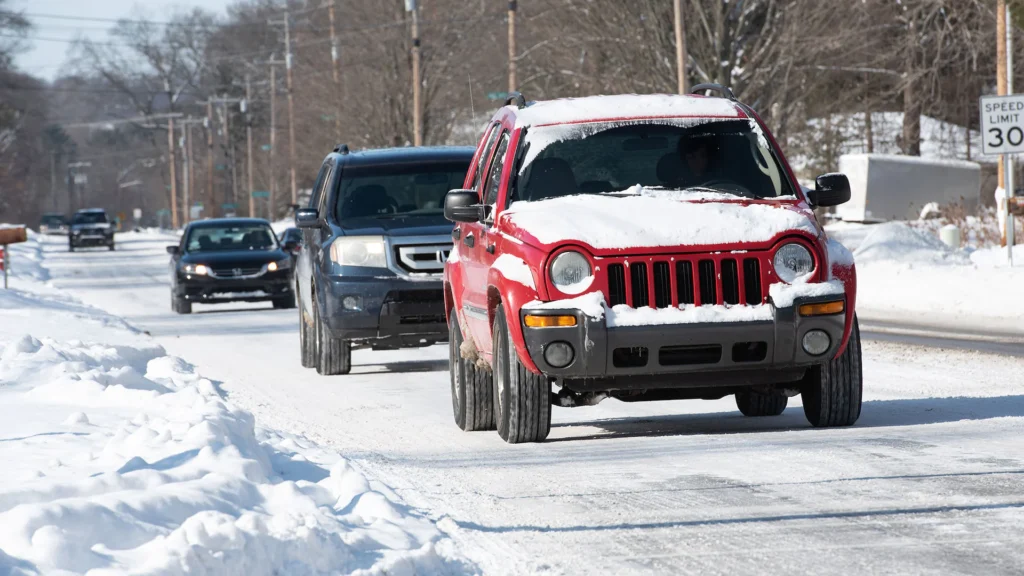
827,221 -> 1024,335
0,233 -> 473,575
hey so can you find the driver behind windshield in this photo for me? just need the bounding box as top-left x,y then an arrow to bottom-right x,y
675,136 -> 718,189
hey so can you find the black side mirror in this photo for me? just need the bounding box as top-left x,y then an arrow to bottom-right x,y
166,245 -> 180,255
444,189 -> 487,223
283,240 -> 299,251
295,208 -> 320,229
808,173 -> 851,208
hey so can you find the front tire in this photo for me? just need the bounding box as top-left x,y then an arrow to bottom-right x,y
68,243 -> 75,252
314,296 -> 351,375
273,295 -> 295,309
735,391 -> 788,417
172,293 -> 191,315
108,243 -> 115,251
450,314 -> 495,432
492,305 -> 551,444
802,316 -> 863,427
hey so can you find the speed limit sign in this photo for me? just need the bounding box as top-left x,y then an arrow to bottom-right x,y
981,94 -> 1024,155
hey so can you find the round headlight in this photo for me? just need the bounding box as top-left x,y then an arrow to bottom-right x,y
549,251 -> 593,295
773,243 -> 814,283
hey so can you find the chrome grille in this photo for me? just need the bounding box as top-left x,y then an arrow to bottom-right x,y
394,244 -> 451,274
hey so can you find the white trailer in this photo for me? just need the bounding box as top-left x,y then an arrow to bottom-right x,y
835,153 -> 981,222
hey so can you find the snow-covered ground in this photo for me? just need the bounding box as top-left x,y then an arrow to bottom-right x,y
828,221 -> 1024,336
0,231 -> 1019,574
0,234 -> 471,575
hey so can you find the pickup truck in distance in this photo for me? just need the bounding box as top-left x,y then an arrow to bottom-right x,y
443,87 -> 860,444
295,145 -> 475,375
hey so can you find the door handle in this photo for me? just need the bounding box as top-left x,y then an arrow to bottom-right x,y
463,233 -> 475,248
452,227 -> 461,241
486,244 -> 495,254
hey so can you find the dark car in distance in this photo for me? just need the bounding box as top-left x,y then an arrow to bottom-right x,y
167,218 -> 296,314
69,208 -> 115,251
278,227 -> 303,260
296,145 -> 474,375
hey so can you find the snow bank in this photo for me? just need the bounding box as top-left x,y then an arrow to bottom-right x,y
491,254 -> 536,289
512,94 -> 742,129
0,336 -> 468,576
505,195 -> 816,249
1,228 -> 48,283
853,222 -> 970,266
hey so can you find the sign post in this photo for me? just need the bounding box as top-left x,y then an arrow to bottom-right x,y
980,94 -> 1024,265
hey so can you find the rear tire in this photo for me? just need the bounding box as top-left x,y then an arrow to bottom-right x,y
68,243 -> 75,252
802,316 -> 863,427
492,305 -> 551,444
450,314 -> 495,431
299,305 -> 315,368
108,243 -> 115,251
273,296 -> 295,309
314,297 -> 351,375
735,391 -> 788,417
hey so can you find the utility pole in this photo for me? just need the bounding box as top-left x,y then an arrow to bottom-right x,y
408,0 -> 423,146
225,102 -> 238,213
270,12 -> 299,204
328,1 -> 343,141
177,118 -> 203,223
1008,0 -> 1016,257
673,0 -> 687,94
508,1 -> 517,93
245,73 -> 255,218
167,116 -> 179,228
206,100 -> 215,217
67,162 -> 91,213
50,153 -> 58,212
270,63 -> 279,218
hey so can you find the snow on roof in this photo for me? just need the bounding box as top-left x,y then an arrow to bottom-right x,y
513,94 -> 743,128
504,194 -> 816,250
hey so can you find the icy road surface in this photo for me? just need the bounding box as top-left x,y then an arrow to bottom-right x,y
42,233 -> 1024,575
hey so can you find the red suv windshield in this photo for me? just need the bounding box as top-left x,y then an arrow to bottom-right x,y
515,120 -> 794,203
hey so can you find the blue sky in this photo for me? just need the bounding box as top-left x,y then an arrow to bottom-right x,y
12,0 -> 235,80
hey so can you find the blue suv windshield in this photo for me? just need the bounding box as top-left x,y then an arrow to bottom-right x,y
335,163 -> 468,227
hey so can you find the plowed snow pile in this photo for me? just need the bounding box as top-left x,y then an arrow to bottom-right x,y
0,234 -> 470,576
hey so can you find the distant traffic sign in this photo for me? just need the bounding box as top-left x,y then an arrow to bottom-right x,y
487,91 -> 509,101
981,94 -> 1024,155
251,191 -> 270,198
222,203 -> 237,210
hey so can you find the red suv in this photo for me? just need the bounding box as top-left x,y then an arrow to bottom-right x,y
443,85 -> 859,444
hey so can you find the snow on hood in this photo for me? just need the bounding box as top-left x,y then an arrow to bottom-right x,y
503,190 -> 816,250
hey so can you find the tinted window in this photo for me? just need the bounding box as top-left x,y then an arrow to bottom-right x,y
72,212 -> 107,224
41,215 -> 66,225
309,161 -> 333,210
185,224 -> 278,252
335,162 -> 469,226
483,133 -> 510,209
518,120 -> 792,202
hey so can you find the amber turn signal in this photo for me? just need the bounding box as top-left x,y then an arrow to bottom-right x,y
798,300 -> 845,316
524,315 -> 577,328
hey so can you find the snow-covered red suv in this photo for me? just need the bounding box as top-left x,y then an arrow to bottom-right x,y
443,86 -> 859,444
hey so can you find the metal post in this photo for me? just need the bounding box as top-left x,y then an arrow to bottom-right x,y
225,100 -> 238,212
246,73 -> 255,218
187,123 -> 195,220
508,1 -> 517,93
410,1 -> 423,146
50,153 -> 58,212
2,245 -> 7,289
328,1 -> 343,140
270,64 -> 279,219
181,124 -> 190,224
673,0 -> 687,94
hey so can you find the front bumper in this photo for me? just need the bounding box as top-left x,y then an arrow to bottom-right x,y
175,271 -> 292,303
520,295 -> 846,392
321,275 -> 446,345
70,233 -> 113,246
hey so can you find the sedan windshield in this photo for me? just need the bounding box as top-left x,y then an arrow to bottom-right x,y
185,224 -> 278,252
72,212 -> 107,225
41,215 -> 66,225
335,163 -> 468,226
516,120 -> 794,202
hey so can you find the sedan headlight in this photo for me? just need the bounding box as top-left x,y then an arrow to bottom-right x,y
773,243 -> 815,283
184,263 -> 209,275
267,258 -> 292,272
329,236 -> 387,267
549,251 -> 593,295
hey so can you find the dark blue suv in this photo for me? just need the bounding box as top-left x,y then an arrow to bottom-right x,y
295,146 -> 474,375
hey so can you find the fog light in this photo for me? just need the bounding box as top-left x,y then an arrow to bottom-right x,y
802,330 -> 831,356
342,296 -> 362,311
543,341 -> 575,368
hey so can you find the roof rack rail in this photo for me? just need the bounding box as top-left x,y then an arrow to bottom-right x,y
505,91 -> 526,109
333,143 -> 350,154
690,83 -> 737,101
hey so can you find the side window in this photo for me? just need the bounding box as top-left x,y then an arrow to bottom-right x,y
308,161 -> 331,210
482,132 -> 510,212
317,163 -> 335,215
471,124 -> 500,193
